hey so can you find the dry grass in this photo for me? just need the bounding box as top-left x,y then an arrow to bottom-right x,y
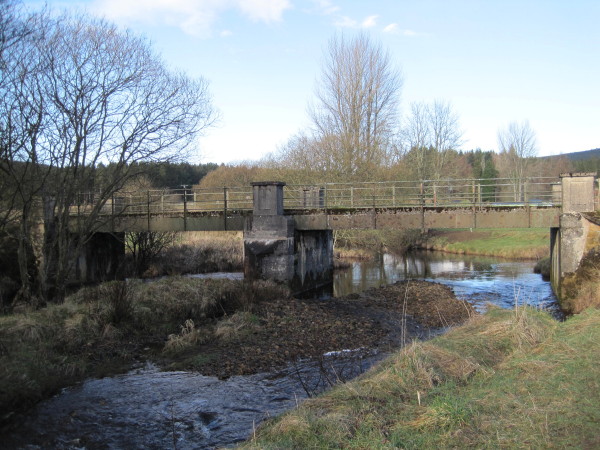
214,311 -> 259,342
138,231 -> 244,277
241,306 -> 600,449
163,319 -> 212,354
0,277 -> 287,424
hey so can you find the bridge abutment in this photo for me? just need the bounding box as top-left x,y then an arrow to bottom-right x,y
550,173 -> 598,308
244,182 -> 333,293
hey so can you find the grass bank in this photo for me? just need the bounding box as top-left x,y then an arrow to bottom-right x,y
418,228 -> 550,259
139,231 -> 243,277
334,229 -> 422,260
243,306 -> 600,449
0,277 -> 287,425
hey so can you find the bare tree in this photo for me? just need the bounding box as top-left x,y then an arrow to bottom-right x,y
428,100 -> 463,180
402,100 -> 463,180
309,33 -> 402,180
2,10 -> 217,304
497,120 -> 537,201
402,101 -> 431,180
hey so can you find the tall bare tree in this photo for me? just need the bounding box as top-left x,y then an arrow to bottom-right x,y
402,100 -> 463,180
309,33 -> 402,180
1,10 -> 217,304
497,120 -> 537,201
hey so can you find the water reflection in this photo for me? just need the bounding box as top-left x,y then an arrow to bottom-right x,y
334,250 -> 559,316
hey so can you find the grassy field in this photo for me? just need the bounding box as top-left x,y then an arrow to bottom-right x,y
420,228 -> 550,259
242,306 -> 600,449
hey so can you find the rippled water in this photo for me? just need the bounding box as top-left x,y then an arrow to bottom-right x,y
3,353 -> 382,450
3,251 -> 558,449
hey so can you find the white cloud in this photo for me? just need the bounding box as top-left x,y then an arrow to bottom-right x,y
91,0 -> 291,37
220,29 -> 233,37
310,0 -> 340,15
361,15 -> 378,28
383,23 -> 398,33
334,14 -> 379,29
333,15 -> 357,28
237,0 -> 291,22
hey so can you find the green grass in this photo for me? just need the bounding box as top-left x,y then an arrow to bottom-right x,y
423,228 -> 550,259
242,307 -> 600,449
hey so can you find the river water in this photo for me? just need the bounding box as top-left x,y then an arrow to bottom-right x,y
3,251 -> 558,449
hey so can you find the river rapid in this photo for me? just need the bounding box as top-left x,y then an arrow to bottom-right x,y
2,251 -> 558,449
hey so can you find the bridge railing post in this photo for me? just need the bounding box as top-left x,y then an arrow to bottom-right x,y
183,188 -> 188,231
147,190 -> 151,231
223,187 -> 228,231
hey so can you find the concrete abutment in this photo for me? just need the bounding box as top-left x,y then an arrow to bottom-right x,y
549,173 -> 599,306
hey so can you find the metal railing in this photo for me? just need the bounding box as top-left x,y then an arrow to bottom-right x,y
71,177 -> 561,217
285,177 -> 560,210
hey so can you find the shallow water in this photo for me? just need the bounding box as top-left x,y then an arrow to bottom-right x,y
3,251 -> 559,449
333,250 -> 559,317
3,353 -> 382,450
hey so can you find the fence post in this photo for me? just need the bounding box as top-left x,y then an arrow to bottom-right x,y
392,185 -> 396,207
147,190 -> 151,231
223,186 -> 228,231
183,188 -> 187,231
350,186 -> 354,208
420,182 -> 425,231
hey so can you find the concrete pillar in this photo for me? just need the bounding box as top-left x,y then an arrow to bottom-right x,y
244,182 -> 333,293
561,173 -> 595,213
244,182 -> 295,283
550,174 -> 597,302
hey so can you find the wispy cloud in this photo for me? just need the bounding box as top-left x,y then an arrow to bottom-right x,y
361,15 -> 378,28
334,14 -> 379,29
90,0 -> 291,37
383,23 -> 398,33
383,23 -> 427,37
310,0 -> 340,15
333,15 -> 357,28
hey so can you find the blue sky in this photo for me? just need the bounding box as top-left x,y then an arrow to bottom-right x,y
24,0 -> 600,164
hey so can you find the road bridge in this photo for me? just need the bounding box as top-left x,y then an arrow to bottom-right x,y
69,174 -> 597,297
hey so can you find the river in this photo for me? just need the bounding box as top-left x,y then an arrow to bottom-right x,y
2,251 -> 558,449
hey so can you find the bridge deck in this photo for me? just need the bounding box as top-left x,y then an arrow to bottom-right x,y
71,177 -> 564,232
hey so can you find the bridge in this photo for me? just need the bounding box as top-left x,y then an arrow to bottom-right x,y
71,174 -> 597,299
83,176 -> 569,233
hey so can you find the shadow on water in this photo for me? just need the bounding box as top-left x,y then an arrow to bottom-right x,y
3,251 -> 560,449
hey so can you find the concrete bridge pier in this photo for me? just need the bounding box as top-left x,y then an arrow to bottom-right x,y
244,182 -> 333,293
74,232 -> 125,284
550,173 -> 598,301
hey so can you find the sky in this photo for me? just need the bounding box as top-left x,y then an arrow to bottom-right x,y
23,0 -> 600,164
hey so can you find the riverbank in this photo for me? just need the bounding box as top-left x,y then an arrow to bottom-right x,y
416,228 -> 550,259
0,278 -> 472,431
242,306 -> 600,448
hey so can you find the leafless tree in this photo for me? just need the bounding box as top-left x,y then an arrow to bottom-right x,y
402,100 -> 463,181
402,101 -> 431,180
1,10 -> 217,304
309,33 -> 402,180
497,120 -> 537,201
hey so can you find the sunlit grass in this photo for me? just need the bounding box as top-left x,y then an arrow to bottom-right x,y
242,307 -> 600,449
425,228 -> 550,259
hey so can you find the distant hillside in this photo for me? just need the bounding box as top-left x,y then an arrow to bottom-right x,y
542,148 -> 600,161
